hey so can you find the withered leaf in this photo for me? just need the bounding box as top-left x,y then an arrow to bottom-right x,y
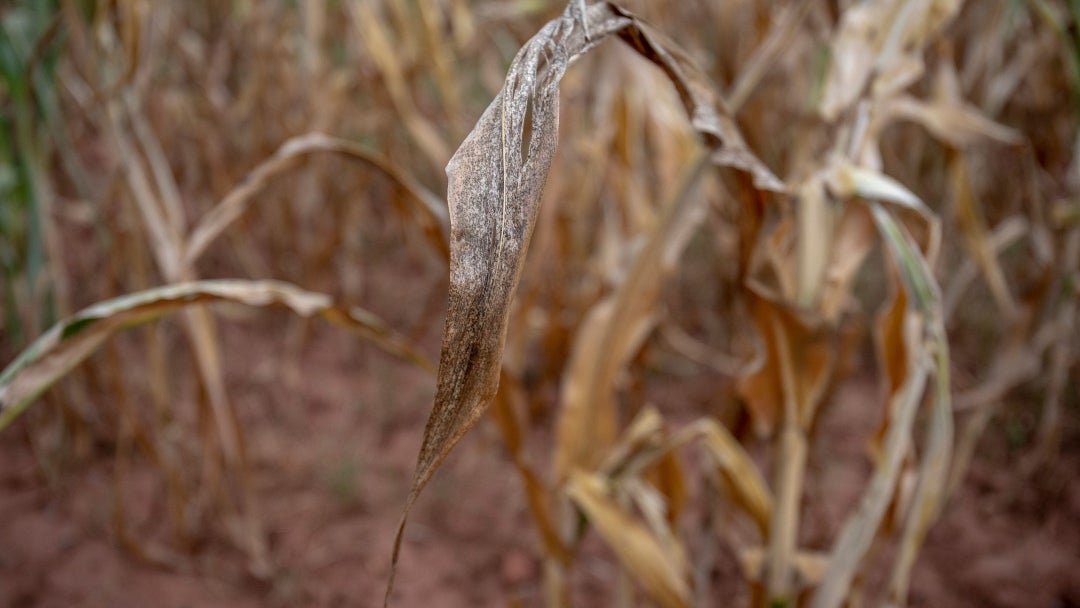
567,471 -> 692,608
555,153 -> 709,483
812,289 -> 929,608
388,0 -> 782,602
0,280 -> 430,429
680,419 -> 774,536
813,202 -> 949,608
186,132 -> 449,266
820,0 -> 965,121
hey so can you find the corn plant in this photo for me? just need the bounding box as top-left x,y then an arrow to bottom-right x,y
384,1 -> 1055,606
1,0 -> 1077,606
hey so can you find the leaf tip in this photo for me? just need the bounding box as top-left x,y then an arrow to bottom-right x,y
383,499 -> 414,608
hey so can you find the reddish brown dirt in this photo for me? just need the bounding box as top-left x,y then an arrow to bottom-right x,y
1,314 -> 1078,607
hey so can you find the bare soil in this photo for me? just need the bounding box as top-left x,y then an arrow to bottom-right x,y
1,308 -> 1078,607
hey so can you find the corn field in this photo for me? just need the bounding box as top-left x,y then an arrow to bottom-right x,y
1,0 -> 1078,606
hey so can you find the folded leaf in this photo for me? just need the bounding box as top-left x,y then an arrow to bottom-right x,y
387,1 -> 782,602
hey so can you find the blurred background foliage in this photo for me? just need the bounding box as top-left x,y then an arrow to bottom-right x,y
0,0 -> 1078,606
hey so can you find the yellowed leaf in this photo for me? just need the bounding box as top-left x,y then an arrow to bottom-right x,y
566,471 -> 691,608
685,419 -> 774,536
556,155 -> 710,482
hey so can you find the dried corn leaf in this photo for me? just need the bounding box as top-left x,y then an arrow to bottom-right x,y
647,445 -> 688,526
812,285 -> 928,608
882,59 -> 1021,148
821,0 -> 898,120
881,199 -> 953,607
390,1 -> 781,600
556,154 -> 709,481
737,165 -> 893,602
887,336 -> 952,607
623,477 -> 691,578
350,0 -> 452,171
736,294 -> 835,433
821,0 -> 964,120
882,95 -> 1022,148
606,10 -> 784,192
106,107 -> 183,280
871,204 -> 939,309
734,304 -> 785,433
820,204 -> 877,322
949,154 -> 1017,317
877,282 -> 909,397
763,215 -> 799,301
598,405 -> 667,479
874,0 -> 963,92
828,160 -> 941,269
0,280 -> 430,429
567,471 -> 691,608
876,205 -> 953,607
185,132 -> 449,266
683,418 -> 774,536
813,202 -> 949,608
587,406 -> 690,527
582,411 -> 769,540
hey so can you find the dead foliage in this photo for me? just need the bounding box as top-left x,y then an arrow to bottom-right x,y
0,0 -> 1077,606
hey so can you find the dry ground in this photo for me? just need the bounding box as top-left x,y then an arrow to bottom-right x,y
1,308 -> 1077,607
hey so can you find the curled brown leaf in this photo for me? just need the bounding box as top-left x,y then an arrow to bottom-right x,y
387,1 -> 782,603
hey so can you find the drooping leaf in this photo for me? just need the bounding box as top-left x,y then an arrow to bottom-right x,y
811,285 -> 929,608
813,201 -> 948,608
887,331 -> 952,607
0,279 -> 431,429
389,12 -> 628,599
567,470 -> 692,608
882,94 -> 1022,148
185,132 -> 449,266
682,419 -> 774,536
828,160 -> 942,275
735,293 -> 836,434
388,1 -> 782,601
